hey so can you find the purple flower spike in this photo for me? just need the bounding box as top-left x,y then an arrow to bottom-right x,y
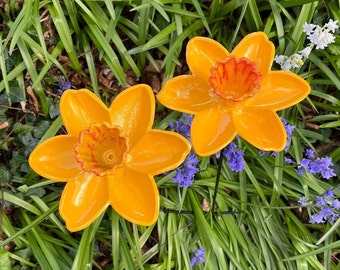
280,118 -> 295,151
169,114 -> 199,187
190,248 -> 205,267
222,142 -> 245,172
302,187 -> 340,224
169,113 -> 193,141
172,152 -> 199,187
297,149 -> 336,180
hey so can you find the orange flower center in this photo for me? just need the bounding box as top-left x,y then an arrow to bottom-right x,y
74,123 -> 128,176
209,56 -> 262,102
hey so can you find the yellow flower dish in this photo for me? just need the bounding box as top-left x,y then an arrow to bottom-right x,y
29,84 -> 191,232
157,32 -> 311,156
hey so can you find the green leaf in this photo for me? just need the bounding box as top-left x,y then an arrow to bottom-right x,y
0,248 -> 11,270
47,2 -> 82,73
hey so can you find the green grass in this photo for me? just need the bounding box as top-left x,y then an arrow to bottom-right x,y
0,0 -> 340,269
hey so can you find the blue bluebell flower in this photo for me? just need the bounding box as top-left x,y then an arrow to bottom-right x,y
223,142 -> 245,172
281,118 -> 295,151
190,247 -> 205,267
172,152 -> 199,187
299,188 -> 340,224
284,157 -> 294,164
169,114 -> 199,187
305,149 -> 315,159
332,199 -> 340,210
298,197 -> 308,207
324,189 -> 334,198
310,211 -> 327,224
315,196 -> 327,207
258,150 -> 267,156
297,149 -> 336,179
168,113 -> 193,141
261,118 -> 294,156
310,207 -> 338,224
57,76 -> 72,94
296,167 -> 304,175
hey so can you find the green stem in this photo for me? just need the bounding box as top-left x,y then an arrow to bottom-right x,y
211,148 -> 225,212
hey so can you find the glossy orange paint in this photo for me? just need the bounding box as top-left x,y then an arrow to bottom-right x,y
157,32 -> 311,156
29,84 -> 191,231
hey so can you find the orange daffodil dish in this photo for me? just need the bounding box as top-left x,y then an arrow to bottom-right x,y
29,85 -> 191,232
157,32 -> 311,156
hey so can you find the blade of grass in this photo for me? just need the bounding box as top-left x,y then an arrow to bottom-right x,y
0,35 -> 11,102
191,0 -> 211,35
0,62 -> 26,92
30,195 -> 67,234
316,217 -> 340,245
1,191 -> 41,216
0,203 -> 58,248
39,115 -> 62,142
119,219 -> 136,269
111,209 -> 120,270
8,251 -> 38,268
188,189 -> 239,270
16,37 -> 48,115
268,0 -> 285,52
64,0 -> 81,35
48,1 -> 83,73
309,53 -> 340,90
71,212 -> 105,270
79,32 -> 99,96
20,31 -> 67,89
285,2 -> 319,55
20,209 -> 71,270
0,212 -> 27,248
246,0 -> 264,30
83,18 -> 126,85
5,0 -> 32,53
137,0 -> 151,69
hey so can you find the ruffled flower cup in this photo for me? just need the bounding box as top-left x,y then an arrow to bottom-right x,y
157,32 -> 311,156
29,84 -> 191,232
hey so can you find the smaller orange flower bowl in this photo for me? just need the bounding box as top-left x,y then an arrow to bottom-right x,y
157,32 -> 311,156
29,84 -> 191,232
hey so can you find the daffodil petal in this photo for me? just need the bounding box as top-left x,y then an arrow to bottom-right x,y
248,71 -> 311,110
60,174 -> 109,232
28,135 -> 81,181
233,107 -> 286,151
232,32 -> 275,76
61,89 -> 110,136
191,108 -> 237,156
110,84 -> 154,148
109,168 -> 159,226
157,75 -> 217,114
187,37 -> 230,83
129,130 -> 191,175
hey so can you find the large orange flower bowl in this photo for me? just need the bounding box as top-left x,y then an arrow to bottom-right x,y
157,32 -> 311,156
29,84 -> 191,232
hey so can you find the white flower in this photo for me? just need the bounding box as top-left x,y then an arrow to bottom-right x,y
305,19 -> 338,49
303,22 -> 315,35
308,27 -> 335,49
275,19 -> 338,71
275,54 -> 303,71
280,61 -> 293,71
299,46 -> 312,58
291,53 -> 303,68
274,55 -> 285,64
325,19 -> 339,33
